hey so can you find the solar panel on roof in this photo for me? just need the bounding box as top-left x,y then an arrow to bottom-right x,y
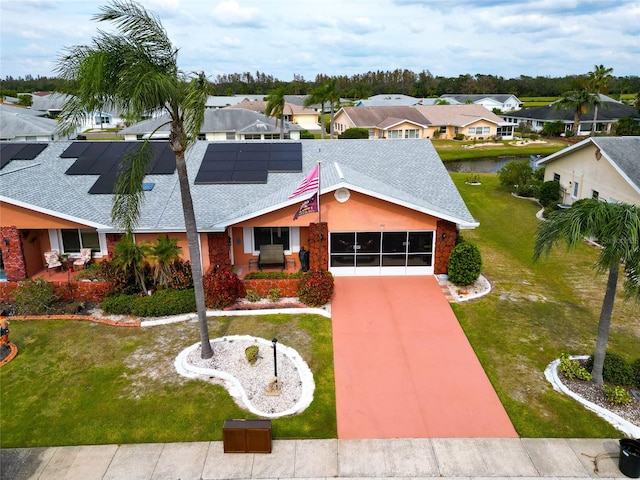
238,143 -> 268,152
151,144 -> 175,174
268,159 -> 302,171
198,160 -> 236,172
195,170 -> 234,184
234,160 -> 268,171
232,170 -> 268,183
12,143 -> 47,160
88,172 -> 119,194
65,157 -> 99,175
0,144 -> 25,167
60,142 -> 91,158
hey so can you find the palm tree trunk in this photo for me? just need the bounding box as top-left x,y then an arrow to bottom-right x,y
591,260 -> 619,385
573,111 -> 580,136
320,102 -> 325,139
175,151 -> 213,359
329,102 -> 335,139
590,103 -> 599,137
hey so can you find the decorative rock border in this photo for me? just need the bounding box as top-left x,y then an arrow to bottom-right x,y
0,343 -> 18,367
175,335 -> 315,418
545,355 -> 640,438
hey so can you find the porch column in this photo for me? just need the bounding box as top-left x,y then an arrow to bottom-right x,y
434,221 -> 457,275
0,226 -> 27,281
308,222 -> 328,271
106,233 -> 123,259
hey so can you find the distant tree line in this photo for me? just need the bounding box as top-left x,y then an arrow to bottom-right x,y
2,69 -> 639,101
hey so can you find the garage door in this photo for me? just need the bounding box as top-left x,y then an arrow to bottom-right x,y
329,231 -> 434,276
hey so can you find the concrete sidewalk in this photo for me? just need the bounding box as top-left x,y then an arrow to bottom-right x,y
1,437 -> 630,479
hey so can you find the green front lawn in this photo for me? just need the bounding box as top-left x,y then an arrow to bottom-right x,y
451,173 -> 638,437
0,314 -> 336,447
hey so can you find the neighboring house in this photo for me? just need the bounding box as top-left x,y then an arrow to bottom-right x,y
438,94 -> 522,112
27,92 -> 126,131
205,95 -> 265,109
415,104 -> 514,139
503,95 -> 640,136
0,105 -> 75,141
354,94 -> 438,107
119,108 -> 303,141
0,139 -> 477,281
536,136 -> 640,206
333,104 -> 513,139
228,99 -> 320,133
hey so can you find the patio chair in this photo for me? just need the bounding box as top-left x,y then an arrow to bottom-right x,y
73,248 -> 92,270
43,250 -> 62,275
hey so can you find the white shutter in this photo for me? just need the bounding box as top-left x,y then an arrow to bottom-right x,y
243,227 -> 253,254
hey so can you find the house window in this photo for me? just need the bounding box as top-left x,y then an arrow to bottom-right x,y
389,130 -> 402,139
61,229 -> 100,253
439,126 -> 447,134
197,133 -> 206,140
469,126 -> 490,135
553,173 -> 561,182
244,134 -> 261,140
253,227 -> 290,251
226,132 -> 236,140
454,127 -> 459,135
404,129 -> 419,138
264,134 -> 279,139
572,181 -> 579,198
592,190 -> 599,200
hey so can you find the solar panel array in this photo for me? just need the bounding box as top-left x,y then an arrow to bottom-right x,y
195,143 -> 302,184
0,143 -> 48,169
61,141 -> 176,194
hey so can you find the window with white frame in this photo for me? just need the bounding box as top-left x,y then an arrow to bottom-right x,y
60,229 -> 100,253
572,181 -> 579,198
404,129 -> 419,138
388,130 -> 402,139
468,126 -> 490,135
253,227 -> 290,251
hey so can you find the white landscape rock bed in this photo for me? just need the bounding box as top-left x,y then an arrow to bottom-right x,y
175,335 -> 315,418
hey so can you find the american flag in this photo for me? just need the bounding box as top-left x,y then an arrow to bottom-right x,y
288,164 -> 319,199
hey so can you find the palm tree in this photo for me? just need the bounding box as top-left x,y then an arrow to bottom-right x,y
112,233 -> 152,293
56,0 -> 214,358
265,86 -> 286,139
304,84 -> 328,139
588,65 -> 613,136
555,89 -> 600,136
533,199 -> 640,385
151,235 -> 182,289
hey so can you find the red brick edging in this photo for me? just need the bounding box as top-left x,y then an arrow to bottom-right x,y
9,315 -> 141,327
0,343 -> 18,367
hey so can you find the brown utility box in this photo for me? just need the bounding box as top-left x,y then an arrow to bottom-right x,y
223,419 -> 272,453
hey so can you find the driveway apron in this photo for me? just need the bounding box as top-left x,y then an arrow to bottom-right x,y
331,276 -> 517,439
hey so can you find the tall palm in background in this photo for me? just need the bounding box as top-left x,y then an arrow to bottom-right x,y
533,199 -> 640,385
304,84 -> 329,139
56,0 -> 214,358
325,78 -> 341,139
265,86 -> 286,139
555,89 -> 600,136
588,65 -> 613,137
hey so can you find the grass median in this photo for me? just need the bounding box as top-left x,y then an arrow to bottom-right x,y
451,173 -> 638,437
0,313 -> 336,447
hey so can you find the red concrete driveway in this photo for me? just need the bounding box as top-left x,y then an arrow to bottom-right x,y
331,276 -> 517,439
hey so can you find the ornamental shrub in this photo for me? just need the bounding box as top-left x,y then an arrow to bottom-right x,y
586,352 -> 635,386
267,288 -> 281,302
498,160 -> 533,190
603,385 -> 632,405
102,293 -> 136,315
13,278 -> 60,315
297,270 -> 334,307
447,242 -> 482,286
131,289 -> 196,317
339,127 -> 369,139
631,358 -> 640,388
203,266 -> 244,309
538,180 -> 560,207
558,354 -> 592,381
169,259 -> 193,290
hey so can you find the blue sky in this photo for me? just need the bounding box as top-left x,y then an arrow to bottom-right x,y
1,0 -> 638,82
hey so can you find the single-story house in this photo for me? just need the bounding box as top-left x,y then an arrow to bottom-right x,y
0,139 -> 477,282
333,104 -> 513,139
438,94 -> 522,112
119,108 -> 303,141
0,104 -> 76,141
227,99 -> 321,133
354,94 -> 438,107
502,95 -> 640,136
536,136 -> 640,206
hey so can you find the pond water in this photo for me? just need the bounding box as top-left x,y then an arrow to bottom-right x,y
444,155 -> 542,173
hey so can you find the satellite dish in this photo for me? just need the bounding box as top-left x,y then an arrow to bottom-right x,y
334,188 -> 350,203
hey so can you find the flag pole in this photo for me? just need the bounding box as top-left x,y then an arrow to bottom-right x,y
316,159 -> 322,270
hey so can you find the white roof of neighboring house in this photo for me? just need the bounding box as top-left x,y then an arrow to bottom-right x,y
415,104 -> 507,126
0,108 -> 61,139
356,94 -> 438,107
0,139 -> 478,232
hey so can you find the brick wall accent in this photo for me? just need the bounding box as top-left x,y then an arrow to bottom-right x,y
308,222 -> 328,271
207,233 -> 231,269
243,278 -> 298,297
0,280 -> 112,304
434,221 -> 458,275
0,226 -> 27,282
105,233 -> 123,258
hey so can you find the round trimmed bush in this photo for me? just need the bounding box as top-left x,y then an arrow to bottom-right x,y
447,242 -> 482,286
297,270 -> 334,307
586,352 -> 635,386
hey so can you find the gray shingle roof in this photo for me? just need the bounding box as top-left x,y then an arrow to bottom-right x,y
0,109 -> 60,138
0,139 -> 477,232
